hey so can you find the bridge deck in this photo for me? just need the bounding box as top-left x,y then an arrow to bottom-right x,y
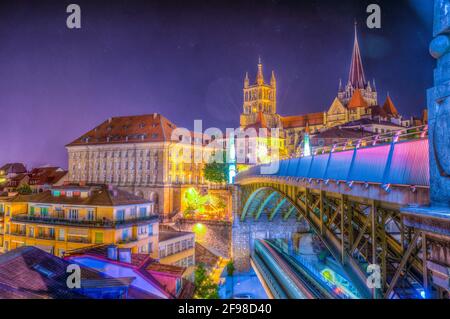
237,139 -> 429,188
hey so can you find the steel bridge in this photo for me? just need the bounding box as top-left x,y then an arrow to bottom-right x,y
234,127 -> 450,299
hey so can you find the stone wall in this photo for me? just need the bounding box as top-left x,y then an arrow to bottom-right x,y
232,214 -> 309,272
173,219 -> 232,258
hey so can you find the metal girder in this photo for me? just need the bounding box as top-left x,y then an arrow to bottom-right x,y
255,191 -> 278,220
238,181 -> 425,299
384,231 -> 421,298
283,206 -> 297,221
270,198 -> 287,221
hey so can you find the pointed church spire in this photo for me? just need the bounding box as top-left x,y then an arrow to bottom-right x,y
338,78 -> 343,92
244,72 -> 250,88
348,22 -> 366,89
270,70 -> 276,87
256,57 -> 264,85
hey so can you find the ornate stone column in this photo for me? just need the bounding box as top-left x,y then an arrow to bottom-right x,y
429,0 -> 450,204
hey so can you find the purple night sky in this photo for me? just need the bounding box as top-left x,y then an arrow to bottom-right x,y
0,0 -> 434,169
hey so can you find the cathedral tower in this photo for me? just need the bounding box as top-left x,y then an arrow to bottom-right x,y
337,23 -> 378,107
240,58 -> 280,128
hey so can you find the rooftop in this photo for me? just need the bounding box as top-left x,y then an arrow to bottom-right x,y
67,113 -> 177,147
159,230 -> 194,243
0,246 -> 103,299
10,185 -> 150,207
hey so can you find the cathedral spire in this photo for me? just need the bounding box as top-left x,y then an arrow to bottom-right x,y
256,57 -> 264,85
270,70 -> 276,87
244,72 -> 250,88
348,22 -> 366,89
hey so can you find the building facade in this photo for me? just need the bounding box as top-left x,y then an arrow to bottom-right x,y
0,184 -> 159,257
66,113 -> 222,220
240,24 -> 424,156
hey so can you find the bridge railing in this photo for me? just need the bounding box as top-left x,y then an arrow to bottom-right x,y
292,124 -> 428,159
236,124 -> 429,189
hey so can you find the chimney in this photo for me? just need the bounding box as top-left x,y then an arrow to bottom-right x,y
118,248 -> 132,264
107,245 -> 118,260
153,113 -> 157,119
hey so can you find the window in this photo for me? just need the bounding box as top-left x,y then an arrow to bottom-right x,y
58,229 -> 65,241
148,243 -> 153,253
87,209 -> 95,221
122,229 -> 130,241
116,210 -> 125,221
159,247 -> 166,258
68,209 -> 78,220
94,232 -> 103,244
130,207 -> 137,218
175,241 -> 182,253
41,207 -> 49,217
167,243 -> 174,256
29,206 -> 35,216
139,207 -> 147,217
29,227 -> 34,237
138,226 -> 147,235
148,224 -> 153,235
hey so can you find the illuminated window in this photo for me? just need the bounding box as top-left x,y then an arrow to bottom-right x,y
95,232 -> 103,244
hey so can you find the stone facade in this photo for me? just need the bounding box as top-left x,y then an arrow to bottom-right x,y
66,114 -> 216,220
231,213 -> 309,272
174,219 -> 232,258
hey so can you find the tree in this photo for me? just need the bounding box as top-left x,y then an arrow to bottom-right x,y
226,260 -> 235,277
203,161 -> 229,184
16,183 -> 32,195
226,260 -> 236,298
194,263 -> 219,299
203,152 -> 231,184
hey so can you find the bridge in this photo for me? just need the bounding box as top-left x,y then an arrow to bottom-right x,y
233,126 -> 450,299
251,239 -> 338,299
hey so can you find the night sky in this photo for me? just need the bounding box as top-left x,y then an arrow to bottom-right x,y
0,0 -> 434,168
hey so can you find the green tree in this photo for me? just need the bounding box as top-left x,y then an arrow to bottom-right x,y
226,260 -> 236,298
203,161 -> 229,184
194,263 -> 219,299
203,152 -> 231,184
16,183 -> 32,195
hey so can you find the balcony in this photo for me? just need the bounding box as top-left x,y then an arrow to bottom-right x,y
10,214 -> 159,229
117,237 -> 138,245
36,234 -> 56,241
10,231 -> 26,237
67,237 -> 91,244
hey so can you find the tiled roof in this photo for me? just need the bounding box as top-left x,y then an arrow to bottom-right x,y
28,167 -> 67,186
65,244 -> 187,298
0,163 -> 26,174
67,113 -> 178,147
282,112 -> 324,129
146,263 -> 186,276
347,89 -> 368,109
243,112 -> 269,130
311,127 -> 374,139
382,95 -> 399,116
64,244 -> 153,268
341,118 -> 403,128
195,243 -> 220,269
368,105 -> 388,118
159,231 -> 194,243
11,185 -> 150,207
0,246 -> 103,299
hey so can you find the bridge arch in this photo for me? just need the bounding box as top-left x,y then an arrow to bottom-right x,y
239,185 -> 373,299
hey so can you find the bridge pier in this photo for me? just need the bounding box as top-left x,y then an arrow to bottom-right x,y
400,0 -> 450,298
232,213 -> 309,272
